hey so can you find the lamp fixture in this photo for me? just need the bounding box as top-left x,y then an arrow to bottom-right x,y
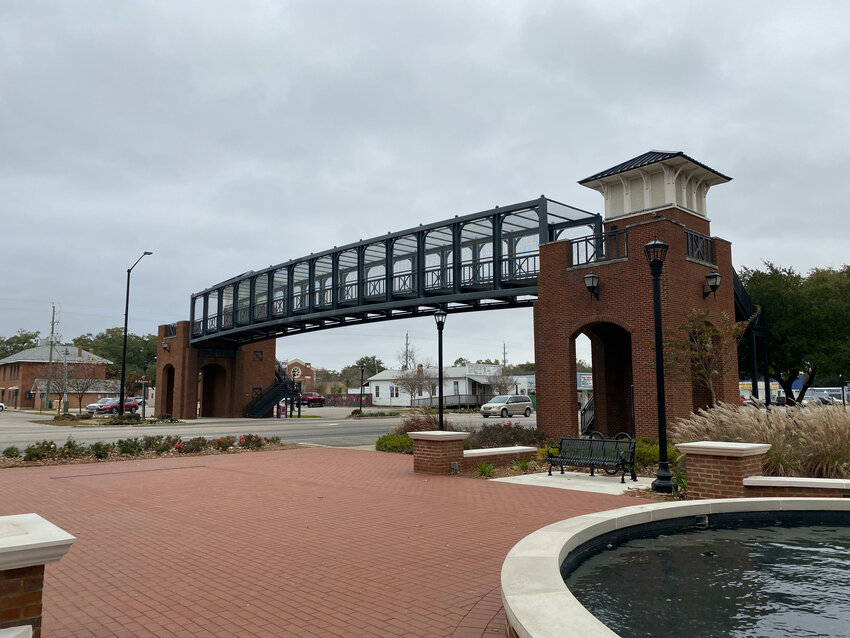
703,272 -> 722,299
162,340 -> 170,351
583,272 -> 600,300
434,308 -> 447,327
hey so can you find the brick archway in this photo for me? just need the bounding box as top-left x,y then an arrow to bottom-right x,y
199,363 -> 228,417
577,321 -> 634,437
161,364 -> 175,416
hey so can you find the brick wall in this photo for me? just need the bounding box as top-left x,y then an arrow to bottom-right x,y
411,437 -> 465,475
0,564 -> 44,637
534,208 -> 738,440
460,449 -> 537,472
684,453 -> 764,499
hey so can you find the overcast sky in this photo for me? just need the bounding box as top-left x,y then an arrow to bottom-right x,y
2,1 -> 848,371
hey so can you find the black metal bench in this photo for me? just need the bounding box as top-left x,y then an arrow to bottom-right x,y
547,432 -> 637,483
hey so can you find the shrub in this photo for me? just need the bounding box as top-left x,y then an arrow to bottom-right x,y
375,433 -> 414,454
24,440 -> 58,461
634,438 -> 680,471
266,435 -> 281,445
395,412 -> 451,433
212,436 -> 235,451
238,434 -> 265,450
350,408 -> 362,417
141,435 -> 181,454
105,413 -> 142,425
116,437 -> 143,456
2,446 -> 20,458
177,437 -> 207,454
88,441 -> 113,459
464,422 -> 549,449
511,458 -> 530,473
58,437 -> 87,459
474,461 -> 494,478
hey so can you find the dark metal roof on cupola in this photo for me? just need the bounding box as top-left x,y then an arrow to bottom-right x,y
578,150 -> 732,184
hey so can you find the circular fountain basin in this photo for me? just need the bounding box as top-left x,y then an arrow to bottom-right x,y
500,498 -> 850,638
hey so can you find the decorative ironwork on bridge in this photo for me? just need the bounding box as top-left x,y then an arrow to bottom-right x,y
189,197 -> 602,346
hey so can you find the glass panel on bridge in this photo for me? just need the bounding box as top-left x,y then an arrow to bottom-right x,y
424,227 -> 453,292
314,256 -> 333,309
292,262 -> 309,312
461,218 -> 493,288
272,268 -> 287,317
392,234 -> 417,296
337,250 -> 358,305
364,242 -> 386,300
253,273 -> 269,322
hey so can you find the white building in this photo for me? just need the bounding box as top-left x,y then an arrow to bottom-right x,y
358,363 -> 534,408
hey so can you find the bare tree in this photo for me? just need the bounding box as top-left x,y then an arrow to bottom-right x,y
394,364 -> 438,407
486,367 -> 518,396
665,308 -> 756,406
67,363 -> 111,413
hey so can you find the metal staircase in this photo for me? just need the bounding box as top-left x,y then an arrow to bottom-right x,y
245,368 -> 301,418
580,395 -> 595,434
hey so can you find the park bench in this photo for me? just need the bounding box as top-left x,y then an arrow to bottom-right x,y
547,432 -> 637,484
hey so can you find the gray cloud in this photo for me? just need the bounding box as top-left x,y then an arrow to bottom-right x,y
1,0 -> 847,369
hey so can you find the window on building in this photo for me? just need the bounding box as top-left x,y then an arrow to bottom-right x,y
417,388 -> 423,397
453,381 -> 459,395
375,385 -> 380,398
394,386 -> 399,398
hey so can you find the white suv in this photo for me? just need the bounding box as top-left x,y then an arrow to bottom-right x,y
480,395 -> 534,418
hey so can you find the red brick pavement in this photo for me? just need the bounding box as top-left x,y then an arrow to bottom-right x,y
0,448 -> 650,637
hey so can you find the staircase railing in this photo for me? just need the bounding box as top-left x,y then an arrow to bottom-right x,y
245,369 -> 302,418
580,395 -> 595,434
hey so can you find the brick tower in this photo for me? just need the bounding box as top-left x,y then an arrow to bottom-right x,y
533,151 -> 739,439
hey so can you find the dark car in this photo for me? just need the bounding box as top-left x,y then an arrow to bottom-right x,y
94,398 -> 139,415
297,392 -> 325,407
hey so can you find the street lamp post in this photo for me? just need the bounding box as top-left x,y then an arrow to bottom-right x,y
119,251 -> 152,416
359,365 -> 365,412
644,237 -> 674,494
434,308 -> 447,430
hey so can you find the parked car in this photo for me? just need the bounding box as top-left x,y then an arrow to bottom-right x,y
0,402 -> 5,412
480,394 -> 534,418
88,397 -> 139,415
297,392 -> 325,407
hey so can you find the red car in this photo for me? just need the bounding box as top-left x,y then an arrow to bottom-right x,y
94,398 -> 139,415
297,392 -> 325,407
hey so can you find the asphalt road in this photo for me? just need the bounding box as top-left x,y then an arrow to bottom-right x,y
0,407 -> 538,450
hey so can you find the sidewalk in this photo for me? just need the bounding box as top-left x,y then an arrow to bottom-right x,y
0,448 -> 651,637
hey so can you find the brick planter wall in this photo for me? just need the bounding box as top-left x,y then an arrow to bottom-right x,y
461,447 -> 538,472
743,477 -> 850,498
408,431 -> 470,475
0,565 -> 44,636
676,441 -> 770,499
0,514 -> 76,638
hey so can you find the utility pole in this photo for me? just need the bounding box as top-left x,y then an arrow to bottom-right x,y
404,333 -> 410,368
44,304 -> 56,413
502,342 -> 508,367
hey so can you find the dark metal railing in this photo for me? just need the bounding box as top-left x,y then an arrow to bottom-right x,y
571,229 -> 628,266
685,230 -> 715,264
164,323 -> 177,338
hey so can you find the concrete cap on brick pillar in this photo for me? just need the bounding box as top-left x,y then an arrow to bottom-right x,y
0,513 -> 76,571
408,431 -> 470,442
676,441 -> 771,457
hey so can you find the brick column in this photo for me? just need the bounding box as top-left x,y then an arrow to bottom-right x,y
676,441 -> 770,499
0,514 -> 76,638
408,431 -> 470,475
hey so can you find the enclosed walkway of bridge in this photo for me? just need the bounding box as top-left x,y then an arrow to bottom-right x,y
188,197 -> 603,347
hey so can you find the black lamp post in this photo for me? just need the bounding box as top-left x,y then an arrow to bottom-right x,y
644,237 -> 674,494
434,308 -> 447,430
359,365 -> 365,412
119,251 -> 152,416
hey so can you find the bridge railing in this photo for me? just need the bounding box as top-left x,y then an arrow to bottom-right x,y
685,230 -> 715,264
570,229 -> 628,266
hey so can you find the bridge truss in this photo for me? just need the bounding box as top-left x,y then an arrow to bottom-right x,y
189,197 -> 602,347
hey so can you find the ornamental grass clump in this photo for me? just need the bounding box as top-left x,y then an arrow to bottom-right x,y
670,402 -> 850,478
396,412 -> 453,433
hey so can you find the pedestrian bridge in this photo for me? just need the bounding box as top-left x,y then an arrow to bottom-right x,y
188,197 -> 605,347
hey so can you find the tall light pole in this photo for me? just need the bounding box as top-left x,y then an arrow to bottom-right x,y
359,365 -> 365,412
119,251 -> 152,416
644,237 -> 674,494
434,308 -> 447,430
